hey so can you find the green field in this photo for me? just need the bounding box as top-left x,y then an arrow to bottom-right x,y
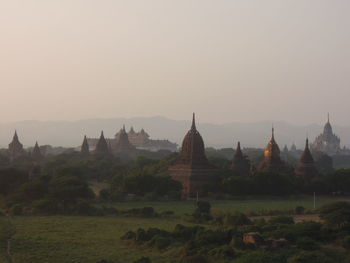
107,195 -> 350,215
7,196 -> 350,263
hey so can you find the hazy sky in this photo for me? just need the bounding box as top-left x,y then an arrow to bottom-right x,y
0,0 -> 349,125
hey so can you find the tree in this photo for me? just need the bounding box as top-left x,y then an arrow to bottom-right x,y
319,202 -> 350,229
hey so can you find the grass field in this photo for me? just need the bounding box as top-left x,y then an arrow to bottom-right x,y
8,196 -> 350,263
107,195 -> 350,215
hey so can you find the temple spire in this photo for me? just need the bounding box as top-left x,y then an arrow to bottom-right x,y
237,141 -> 241,152
32,141 -> 42,160
81,135 -> 90,155
327,113 -> 330,123
94,131 -> 109,155
191,113 -> 196,131
271,125 -> 275,140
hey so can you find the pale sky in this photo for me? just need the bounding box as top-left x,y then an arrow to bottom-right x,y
0,0 -> 349,125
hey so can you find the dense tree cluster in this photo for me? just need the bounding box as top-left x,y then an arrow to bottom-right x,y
121,201 -> 350,263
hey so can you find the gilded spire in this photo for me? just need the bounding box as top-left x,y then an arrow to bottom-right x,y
271,125 -> 275,141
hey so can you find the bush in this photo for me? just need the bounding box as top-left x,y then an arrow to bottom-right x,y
295,206 -> 305,215
319,202 -> 350,229
133,257 -> 151,263
269,216 -> 294,225
192,201 -> 212,222
9,204 -> 23,215
76,200 -> 98,216
296,237 -> 320,250
223,212 -> 252,226
288,251 -> 338,263
152,236 -> 172,250
341,235 -> 350,249
99,189 -> 111,201
181,255 -> 208,263
208,245 -> 235,259
32,199 -> 59,214
235,251 -> 287,263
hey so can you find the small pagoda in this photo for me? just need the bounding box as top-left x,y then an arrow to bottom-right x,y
231,142 -> 250,175
81,135 -> 90,156
295,138 -> 319,178
32,142 -> 43,161
94,131 -> 110,155
8,131 -> 26,161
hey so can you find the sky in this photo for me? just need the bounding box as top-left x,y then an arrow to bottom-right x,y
0,0 -> 349,125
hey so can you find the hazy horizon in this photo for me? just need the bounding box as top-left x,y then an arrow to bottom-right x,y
1,1 -> 349,125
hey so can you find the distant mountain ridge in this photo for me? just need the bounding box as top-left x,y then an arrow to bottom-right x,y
0,116 -> 349,149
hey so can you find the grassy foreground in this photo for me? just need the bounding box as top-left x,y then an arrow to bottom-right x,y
8,196 -> 350,263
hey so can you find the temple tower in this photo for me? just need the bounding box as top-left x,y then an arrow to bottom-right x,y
231,142 -> 250,175
311,114 -> 341,155
295,138 -> 319,178
32,142 -> 43,161
94,131 -> 110,155
81,135 -> 90,156
115,125 -> 136,153
258,127 -> 287,173
168,113 -> 217,197
8,131 -> 25,161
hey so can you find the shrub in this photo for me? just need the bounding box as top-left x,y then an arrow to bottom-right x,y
133,257 -> 151,263
120,231 -> 136,241
173,225 -> 204,240
319,202 -> 350,229
269,216 -> 294,225
32,199 -> 59,214
341,235 -> 350,249
235,251 -> 287,263
152,236 -> 172,250
99,189 -> 111,201
288,251 -> 338,263
296,237 -> 320,250
9,204 -> 23,215
76,200 -> 98,216
295,206 -> 305,215
208,245 -> 235,259
181,255 -> 208,263
223,212 -> 252,226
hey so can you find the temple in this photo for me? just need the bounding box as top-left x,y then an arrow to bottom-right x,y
114,125 -> 136,153
258,127 -> 287,173
81,135 -> 90,156
94,131 -> 110,155
8,131 -> 26,161
168,114 -> 217,198
87,127 -> 177,153
231,142 -> 251,175
32,142 -> 43,161
311,114 -> 341,155
295,138 -> 318,178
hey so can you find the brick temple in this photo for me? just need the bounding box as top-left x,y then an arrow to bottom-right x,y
168,114 -> 217,198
